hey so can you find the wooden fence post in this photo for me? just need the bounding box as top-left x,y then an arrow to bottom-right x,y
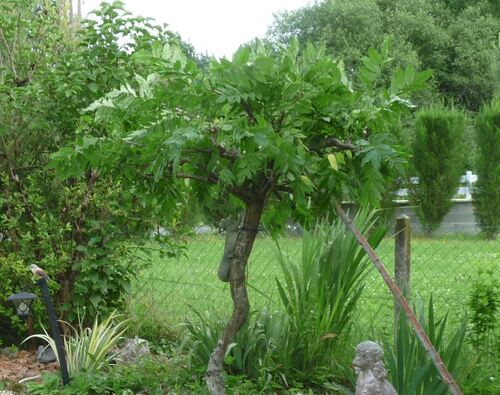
394,214 -> 411,324
394,214 -> 411,325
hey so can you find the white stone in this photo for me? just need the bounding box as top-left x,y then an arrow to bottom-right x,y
115,337 -> 150,365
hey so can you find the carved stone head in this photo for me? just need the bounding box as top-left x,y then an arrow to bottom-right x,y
352,340 -> 384,371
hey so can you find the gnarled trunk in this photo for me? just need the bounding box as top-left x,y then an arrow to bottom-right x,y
205,200 -> 264,395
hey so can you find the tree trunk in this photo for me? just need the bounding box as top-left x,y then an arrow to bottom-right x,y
56,170 -> 97,324
205,200 -> 264,395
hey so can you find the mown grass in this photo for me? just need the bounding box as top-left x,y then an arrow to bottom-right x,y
129,234 -> 499,331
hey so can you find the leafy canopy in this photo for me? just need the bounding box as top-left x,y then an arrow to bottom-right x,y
53,38 -> 430,229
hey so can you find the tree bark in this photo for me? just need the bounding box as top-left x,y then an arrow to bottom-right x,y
205,200 -> 264,395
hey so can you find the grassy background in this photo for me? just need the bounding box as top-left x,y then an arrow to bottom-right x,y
128,233 -> 499,333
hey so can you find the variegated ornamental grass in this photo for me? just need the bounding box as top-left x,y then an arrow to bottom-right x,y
24,311 -> 129,374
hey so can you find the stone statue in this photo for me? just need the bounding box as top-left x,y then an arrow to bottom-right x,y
353,341 -> 398,395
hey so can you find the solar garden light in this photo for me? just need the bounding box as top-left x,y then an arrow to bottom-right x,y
7,292 -> 37,319
8,279 -> 71,385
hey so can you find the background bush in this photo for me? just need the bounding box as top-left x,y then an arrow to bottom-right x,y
410,106 -> 467,232
0,0 -> 183,345
473,99 -> 500,239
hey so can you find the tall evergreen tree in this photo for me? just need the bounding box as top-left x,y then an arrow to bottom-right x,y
473,100 -> 500,238
411,106 -> 467,232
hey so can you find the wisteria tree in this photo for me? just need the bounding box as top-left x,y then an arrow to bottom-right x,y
52,38 -> 429,394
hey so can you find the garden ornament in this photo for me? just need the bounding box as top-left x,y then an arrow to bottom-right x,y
30,264 -> 49,279
217,214 -> 242,282
37,345 -> 56,364
353,340 -> 398,395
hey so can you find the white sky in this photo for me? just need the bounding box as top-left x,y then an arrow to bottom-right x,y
81,0 -> 312,58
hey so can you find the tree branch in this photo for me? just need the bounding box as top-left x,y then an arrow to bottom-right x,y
0,28 -> 19,82
309,137 -> 357,152
209,136 -> 239,160
242,101 -> 257,125
166,169 -> 254,203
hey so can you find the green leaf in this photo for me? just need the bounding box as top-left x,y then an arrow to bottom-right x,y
327,154 -> 338,171
253,132 -> 268,147
381,36 -> 392,59
233,46 -> 250,65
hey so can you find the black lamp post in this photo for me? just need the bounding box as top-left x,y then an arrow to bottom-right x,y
8,279 -> 71,385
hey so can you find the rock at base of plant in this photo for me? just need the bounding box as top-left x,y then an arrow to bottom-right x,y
37,345 -> 56,364
353,341 -> 398,395
115,338 -> 150,365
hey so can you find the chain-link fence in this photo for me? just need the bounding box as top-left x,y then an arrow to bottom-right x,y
128,222 -> 499,331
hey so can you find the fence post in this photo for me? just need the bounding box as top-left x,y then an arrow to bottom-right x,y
394,214 -> 411,324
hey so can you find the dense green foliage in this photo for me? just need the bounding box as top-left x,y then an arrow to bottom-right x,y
0,0 -> 179,344
1,1 -> 491,393
52,37 -> 428,227
26,357 -> 193,395
269,0 -> 499,111
467,270 -> 499,355
473,100 -> 500,238
410,106 -> 466,231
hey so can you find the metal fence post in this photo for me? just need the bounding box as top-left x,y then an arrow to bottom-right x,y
394,214 -> 411,324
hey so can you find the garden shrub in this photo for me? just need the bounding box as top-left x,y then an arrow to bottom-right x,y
473,99 -> 500,239
0,1 -> 183,346
463,270 -> 499,394
25,311 -> 130,375
410,105 -> 467,233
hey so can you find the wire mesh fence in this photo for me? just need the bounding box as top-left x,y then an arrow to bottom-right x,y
128,222 -> 499,332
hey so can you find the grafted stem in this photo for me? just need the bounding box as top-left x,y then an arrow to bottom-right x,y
205,200 -> 264,395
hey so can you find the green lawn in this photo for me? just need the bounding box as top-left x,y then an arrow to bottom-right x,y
129,234 -> 499,330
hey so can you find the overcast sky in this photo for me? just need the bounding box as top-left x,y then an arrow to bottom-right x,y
81,0 -> 312,58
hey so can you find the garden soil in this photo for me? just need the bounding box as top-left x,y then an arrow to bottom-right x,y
0,349 -> 58,383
